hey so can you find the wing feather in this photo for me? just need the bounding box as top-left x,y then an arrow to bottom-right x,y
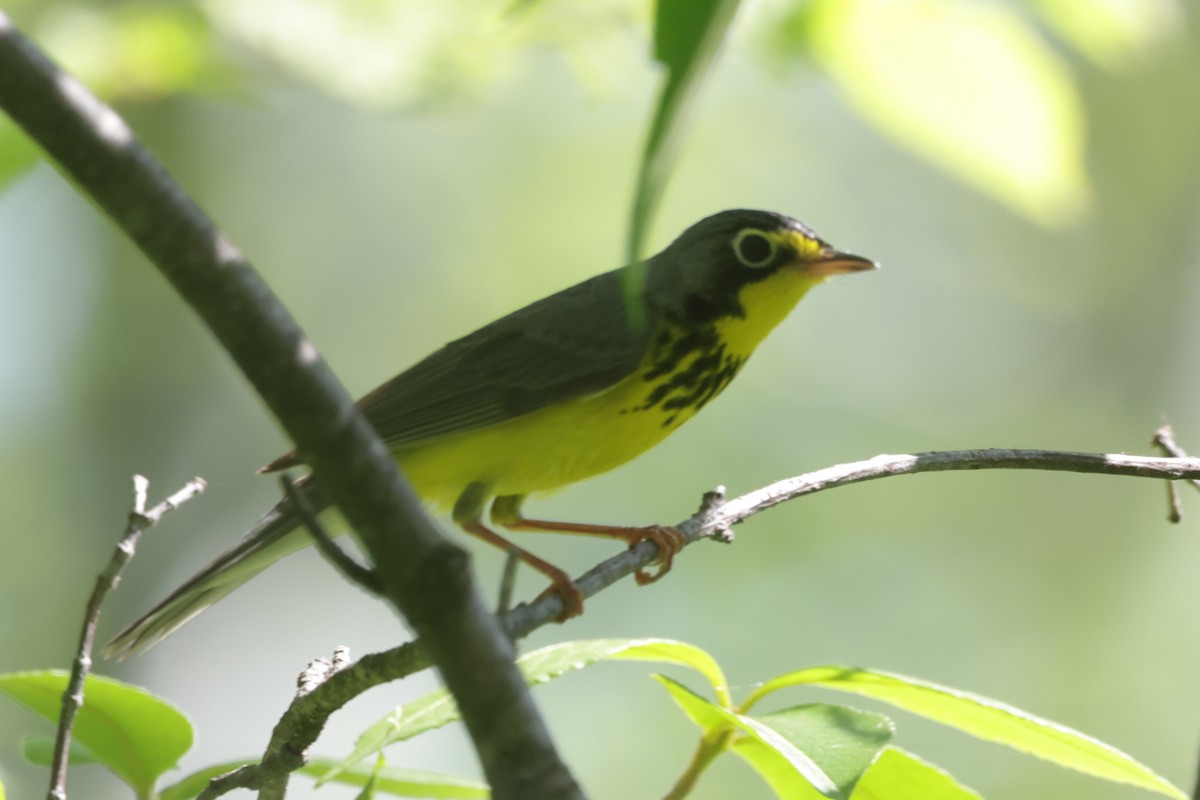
359,268 -> 651,449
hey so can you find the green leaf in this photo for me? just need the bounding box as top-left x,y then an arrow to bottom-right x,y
0,120 -> 40,190
656,676 -> 844,799
851,748 -> 982,799
0,670 -> 192,795
354,753 -> 381,800
626,0 -> 742,321
520,638 -> 730,704
303,758 -> 489,798
20,734 -> 98,766
327,638 -> 726,782
735,704 -> 893,798
748,666 -> 1185,799
159,761 -> 253,800
810,0 -> 1089,227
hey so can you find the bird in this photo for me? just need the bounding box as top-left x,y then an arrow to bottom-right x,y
104,209 -> 876,657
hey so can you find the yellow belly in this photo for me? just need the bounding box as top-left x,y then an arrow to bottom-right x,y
397,266 -> 824,508
395,368 -> 688,508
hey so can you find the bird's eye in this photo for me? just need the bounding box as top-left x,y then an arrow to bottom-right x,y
732,229 -> 777,268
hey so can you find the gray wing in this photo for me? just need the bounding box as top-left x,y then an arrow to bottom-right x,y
358,268 -> 652,449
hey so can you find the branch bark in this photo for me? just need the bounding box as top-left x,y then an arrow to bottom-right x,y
0,14 -> 581,800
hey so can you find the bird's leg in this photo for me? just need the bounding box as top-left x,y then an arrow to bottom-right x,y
490,495 -> 686,586
453,485 -> 583,621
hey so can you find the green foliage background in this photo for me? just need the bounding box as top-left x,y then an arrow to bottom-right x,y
2,0 -> 1199,797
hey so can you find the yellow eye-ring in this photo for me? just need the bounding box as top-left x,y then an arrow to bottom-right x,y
732,228 -> 777,268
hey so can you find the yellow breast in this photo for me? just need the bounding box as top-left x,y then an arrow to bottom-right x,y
396,266 -> 826,508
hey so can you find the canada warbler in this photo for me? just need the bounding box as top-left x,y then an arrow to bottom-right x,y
106,209 -> 875,656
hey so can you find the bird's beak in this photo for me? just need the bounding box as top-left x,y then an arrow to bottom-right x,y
806,248 -> 878,277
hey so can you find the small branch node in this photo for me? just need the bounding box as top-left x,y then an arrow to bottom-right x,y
700,484 -> 726,511
697,485 -> 734,543
297,647 -> 353,698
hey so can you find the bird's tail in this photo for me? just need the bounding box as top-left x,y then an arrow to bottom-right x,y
104,478 -> 331,659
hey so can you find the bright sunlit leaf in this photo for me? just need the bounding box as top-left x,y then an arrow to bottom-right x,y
747,666 -> 1186,799
851,747 -> 982,799
202,0 -> 520,107
810,0 -> 1089,226
733,704 -> 893,799
657,676 -> 844,798
0,671 -> 192,796
1031,0 -> 1181,68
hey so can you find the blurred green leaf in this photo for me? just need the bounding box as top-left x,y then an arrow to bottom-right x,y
0,670 -> 192,795
850,747 -> 982,799
0,120 -> 40,190
746,666 -> 1186,799
38,4 -> 212,101
733,704 -> 893,799
656,676 -> 845,798
810,0 -> 1089,226
327,638 -> 727,782
1031,0 -> 1180,68
20,733 -> 97,766
625,0 -> 741,320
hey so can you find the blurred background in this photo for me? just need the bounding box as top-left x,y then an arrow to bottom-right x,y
2,0 -> 1200,797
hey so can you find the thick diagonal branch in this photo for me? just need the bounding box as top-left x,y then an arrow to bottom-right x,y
0,15 -> 581,800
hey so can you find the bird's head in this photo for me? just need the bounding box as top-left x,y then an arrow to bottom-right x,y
645,209 -> 877,324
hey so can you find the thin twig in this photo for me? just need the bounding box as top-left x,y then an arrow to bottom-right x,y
48,475 -> 205,800
279,474 -> 381,595
213,444 -> 1200,793
197,765 -> 258,800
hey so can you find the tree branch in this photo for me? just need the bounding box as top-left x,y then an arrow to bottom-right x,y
49,476 -> 205,800
279,474 -> 381,595
236,444 -> 1200,786
0,15 -> 581,800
